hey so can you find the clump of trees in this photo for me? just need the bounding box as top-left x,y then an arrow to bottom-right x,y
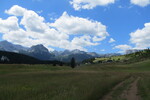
82,58 -> 95,64
126,48 -> 150,59
70,57 -> 76,68
123,48 -> 150,63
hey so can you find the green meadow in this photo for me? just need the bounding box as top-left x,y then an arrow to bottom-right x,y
0,60 -> 150,100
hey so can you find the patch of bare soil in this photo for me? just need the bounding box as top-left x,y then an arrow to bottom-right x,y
121,77 -> 141,100
101,77 -> 141,100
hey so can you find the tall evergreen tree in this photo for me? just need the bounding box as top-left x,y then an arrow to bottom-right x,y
70,57 -> 76,68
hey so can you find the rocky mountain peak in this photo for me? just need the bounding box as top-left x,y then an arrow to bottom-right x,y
29,44 -> 49,53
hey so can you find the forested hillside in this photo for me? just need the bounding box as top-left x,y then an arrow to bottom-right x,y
0,51 -> 63,65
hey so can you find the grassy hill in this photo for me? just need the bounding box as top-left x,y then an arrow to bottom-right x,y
84,49 -> 150,64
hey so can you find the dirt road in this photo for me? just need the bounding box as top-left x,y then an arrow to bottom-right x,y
101,77 -> 141,100
121,77 -> 141,100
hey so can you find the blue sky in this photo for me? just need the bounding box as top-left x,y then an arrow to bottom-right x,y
0,0 -> 150,53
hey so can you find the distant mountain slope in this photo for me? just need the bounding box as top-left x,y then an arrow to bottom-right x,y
27,44 -> 55,60
0,50 -> 40,64
0,41 -> 54,61
53,49 -> 100,63
0,40 -> 121,63
0,41 -> 27,52
0,51 -> 63,64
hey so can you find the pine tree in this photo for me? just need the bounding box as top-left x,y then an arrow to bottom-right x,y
71,57 -> 76,68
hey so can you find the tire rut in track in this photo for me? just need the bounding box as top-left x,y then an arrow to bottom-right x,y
100,77 -> 141,100
101,77 -> 131,100
121,77 -> 141,100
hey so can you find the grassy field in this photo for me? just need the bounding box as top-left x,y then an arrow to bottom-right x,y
138,73 -> 150,100
0,60 -> 150,100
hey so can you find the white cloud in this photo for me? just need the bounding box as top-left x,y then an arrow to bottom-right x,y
71,35 -> 99,47
100,49 -> 105,52
37,10 -> 43,14
109,38 -> 116,43
130,0 -> 150,7
5,5 -> 26,16
0,16 -> 19,33
0,5 -> 69,50
114,44 -> 132,53
5,5 -> 48,33
0,5 -> 108,51
92,36 -> 107,42
20,10 -> 49,33
130,22 -> 150,49
51,12 -> 109,40
70,0 -> 115,10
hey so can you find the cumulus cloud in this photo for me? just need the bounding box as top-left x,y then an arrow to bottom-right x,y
5,5 -> 48,33
70,0 -> 115,10
0,5 -> 108,51
130,22 -> 150,49
20,10 -> 49,33
5,5 -> 26,16
114,44 -> 132,53
51,12 -> 109,41
0,16 -> 19,33
92,36 -> 107,42
109,38 -> 116,43
71,35 -> 99,47
130,0 -> 150,7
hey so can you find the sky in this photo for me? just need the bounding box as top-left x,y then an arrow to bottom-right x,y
0,0 -> 150,53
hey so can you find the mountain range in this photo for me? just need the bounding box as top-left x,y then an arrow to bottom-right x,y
0,41 -> 121,62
